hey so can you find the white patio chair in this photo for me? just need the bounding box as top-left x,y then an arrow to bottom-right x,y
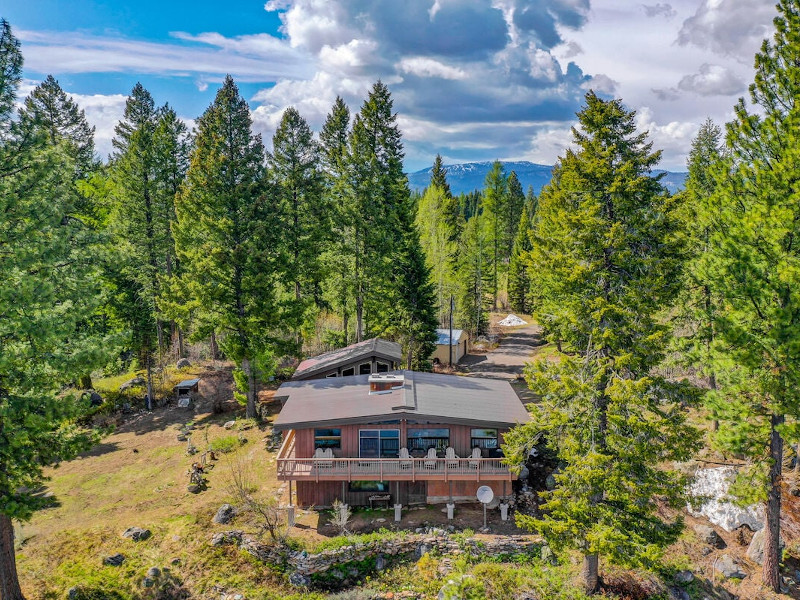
399,447 -> 412,469
445,446 -> 459,469
468,447 -> 482,469
424,447 -> 438,469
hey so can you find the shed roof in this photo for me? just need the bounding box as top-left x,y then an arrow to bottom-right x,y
174,379 -> 200,390
435,328 -> 465,346
273,370 -> 529,430
292,338 -> 402,380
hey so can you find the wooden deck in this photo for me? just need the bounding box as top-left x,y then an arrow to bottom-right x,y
276,430 -> 515,482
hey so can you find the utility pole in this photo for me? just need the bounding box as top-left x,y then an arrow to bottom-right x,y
449,294 -> 454,368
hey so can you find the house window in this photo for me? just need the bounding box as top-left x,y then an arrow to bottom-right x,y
341,367 -> 355,376
408,428 -> 450,453
376,362 -> 389,373
470,428 -> 498,451
359,362 -> 372,375
349,481 -> 390,492
314,428 -> 342,449
359,429 -> 400,458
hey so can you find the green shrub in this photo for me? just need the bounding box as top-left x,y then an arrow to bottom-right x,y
210,435 -> 241,454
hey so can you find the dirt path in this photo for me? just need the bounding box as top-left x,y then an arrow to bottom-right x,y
461,323 -> 543,381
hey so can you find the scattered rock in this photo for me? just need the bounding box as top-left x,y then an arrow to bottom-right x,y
669,587 -> 691,600
715,554 -> 746,579
289,572 -> 310,587
674,570 -> 694,584
103,553 -> 125,566
122,527 -> 151,542
210,530 -> 244,547
120,377 -> 145,391
734,525 -> 754,547
746,528 -> 785,565
88,391 -> 103,406
142,577 -> 155,588
177,433 -> 188,442
214,504 -> 236,525
375,554 -> 386,571
187,484 -> 202,493
146,566 -> 161,579
693,524 -> 726,549
701,547 -> 712,557
224,420 -> 236,430
545,474 -> 556,491
177,358 -> 191,368
170,557 -> 182,566
67,587 -> 79,599
688,467 -> 763,532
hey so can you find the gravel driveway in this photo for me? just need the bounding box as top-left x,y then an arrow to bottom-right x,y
460,323 -> 543,380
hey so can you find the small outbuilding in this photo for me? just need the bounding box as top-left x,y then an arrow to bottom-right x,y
432,329 -> 468,365
174,378 -> 200,408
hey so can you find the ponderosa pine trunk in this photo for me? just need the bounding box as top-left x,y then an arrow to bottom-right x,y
0,514 -> 24,600
242,357 -> 257,419
764,413 -> 784,592
145,352 -> 154,411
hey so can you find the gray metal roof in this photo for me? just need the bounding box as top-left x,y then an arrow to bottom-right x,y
174,379 -> 200,389
273,370 -> 529,430
435,328 -> 465,345
292,338 -> 402,380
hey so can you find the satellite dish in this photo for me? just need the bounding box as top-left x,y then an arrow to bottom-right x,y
476,485 -> 494,504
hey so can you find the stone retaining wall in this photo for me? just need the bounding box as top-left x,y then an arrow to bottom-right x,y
211,530 -> 540,583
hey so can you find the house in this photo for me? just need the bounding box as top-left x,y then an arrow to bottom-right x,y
292,338 -> 402,380
432,328 -> 468,365
274,370 -> 530,507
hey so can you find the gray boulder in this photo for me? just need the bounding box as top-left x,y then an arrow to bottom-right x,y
746,528 -> 785,565
715,554 -> 746,579
289,572 -> 311,587
177,358 -> 191,369
119,377 -> 145,391
103,553 -> 125,566
674,570 -> 694,584
122,527 -> 151,541
693,524 -> 726,549
210,530 -> 244,547
214,504 -> 236,524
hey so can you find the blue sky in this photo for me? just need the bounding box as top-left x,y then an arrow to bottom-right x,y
3,0 -> 777,171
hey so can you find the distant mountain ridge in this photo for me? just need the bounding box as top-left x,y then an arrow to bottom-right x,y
407,160 -> 687,196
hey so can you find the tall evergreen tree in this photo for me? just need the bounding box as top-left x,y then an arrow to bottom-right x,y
504,92 -> 699,594
346,81 -> 407,341
430,153 -> 451,197
701,2 -> 800,589
319,97 -> 354,344
270,106 -> 326,344
482,161 -> 508,309
416,183 -> 456,325
455,213 -> 491,337
506,170 -> 526,258
173,76 -> 280,419
671,120 -> 724,424
507,193 -> 536,314
0,20 -> 102,598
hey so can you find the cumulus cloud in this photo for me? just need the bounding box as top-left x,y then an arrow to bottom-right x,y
642,3 -> 676,19
253,0 -> 594,166
677,0 -> 774,59
677,63 -> 744,96
635,105 -> 699,167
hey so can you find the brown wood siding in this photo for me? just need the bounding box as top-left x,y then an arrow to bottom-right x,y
426,480 -> 508,503
294,423 -> 509,459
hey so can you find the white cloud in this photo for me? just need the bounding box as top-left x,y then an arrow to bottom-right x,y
16,29 -> 312,82
677,0 -> 774,60
642,3 -> 676,18
397,57 -> 467,80
677,63 -> 744,96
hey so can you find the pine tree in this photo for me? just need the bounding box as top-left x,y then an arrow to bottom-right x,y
416,184 -> 457,325
319,97 -> 354,345
270,106 -> 326,345
671,120 -> 724,420
504,92 -> 699,594
347,81 -> 406,341
455,213 -> 491,337
18,75 -> 96,175
108,84 -> 168,407
173,75 -> 280,419
701,1 -> 800,589
506,170 -> 526,258
430,153 -> 451,197
0,20 -> 102,598
482,161 -> 508,309
507,193 -> 536,314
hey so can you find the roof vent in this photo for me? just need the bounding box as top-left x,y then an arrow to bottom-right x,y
368,373 -> 404,394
